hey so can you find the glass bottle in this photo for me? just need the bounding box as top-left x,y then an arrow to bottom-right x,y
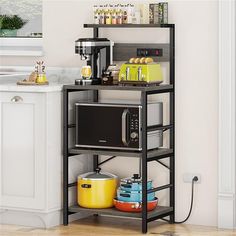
105,5 -> 112,24
117,5 -> 123,24
111,5 -> 117,24
99,5 -> 105,24
127,4 -> 134,24
122,4 -> 128,24
93,5 -> 99,24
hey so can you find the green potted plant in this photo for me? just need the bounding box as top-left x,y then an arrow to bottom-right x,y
0,15 -> 27,37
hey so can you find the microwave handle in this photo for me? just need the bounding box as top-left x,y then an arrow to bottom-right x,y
122,109 -> 129,146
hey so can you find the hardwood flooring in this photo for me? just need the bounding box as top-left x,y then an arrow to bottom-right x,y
0,216 -> 235,236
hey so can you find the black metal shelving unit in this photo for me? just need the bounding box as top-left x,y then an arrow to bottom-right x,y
63,24 -> 175,234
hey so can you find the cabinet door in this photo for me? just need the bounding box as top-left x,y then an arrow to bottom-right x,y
0,92 -> 46,210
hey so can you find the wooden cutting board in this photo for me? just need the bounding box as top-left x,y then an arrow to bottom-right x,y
17,81 -> 49,86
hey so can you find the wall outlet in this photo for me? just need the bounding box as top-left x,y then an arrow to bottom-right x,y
183,173 -> 201,183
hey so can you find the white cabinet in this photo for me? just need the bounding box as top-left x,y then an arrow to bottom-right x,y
0,87 -> 91,228
0,90 -> 62,227
0,92 -> 46,210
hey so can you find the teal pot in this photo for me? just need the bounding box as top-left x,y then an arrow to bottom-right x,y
0,29 -> 17,37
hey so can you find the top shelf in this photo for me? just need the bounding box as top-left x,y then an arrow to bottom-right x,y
84,24 -> 175,29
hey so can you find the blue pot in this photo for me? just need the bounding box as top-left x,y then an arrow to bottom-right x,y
120,181 -> 153,191
120,174 -> 153,191
117,188 -> 155,202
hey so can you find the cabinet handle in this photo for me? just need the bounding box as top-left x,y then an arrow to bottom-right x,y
11,96 -> 23,102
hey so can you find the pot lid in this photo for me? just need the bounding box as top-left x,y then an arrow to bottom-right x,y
121,174 -> 152,184
79,168 -> 117,180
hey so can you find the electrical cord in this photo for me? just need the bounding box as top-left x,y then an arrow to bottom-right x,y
174,176 -> 198,224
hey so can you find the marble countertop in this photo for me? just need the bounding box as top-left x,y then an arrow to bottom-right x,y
0,82 -> 73,92
0,72 -> 75,92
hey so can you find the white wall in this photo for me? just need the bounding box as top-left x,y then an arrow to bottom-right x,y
0,0 -> 218,227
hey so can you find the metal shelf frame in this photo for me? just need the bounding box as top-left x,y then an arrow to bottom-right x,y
63,24 -> 175,234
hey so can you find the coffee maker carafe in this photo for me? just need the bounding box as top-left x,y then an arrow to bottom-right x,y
75,38 -> 114,85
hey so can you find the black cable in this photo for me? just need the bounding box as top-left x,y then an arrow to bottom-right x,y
174,176 -> 198,224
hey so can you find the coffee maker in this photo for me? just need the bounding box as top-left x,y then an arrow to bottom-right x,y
75,38 -> 114,85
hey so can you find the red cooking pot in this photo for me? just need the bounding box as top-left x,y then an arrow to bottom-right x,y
113,197 -> 158,212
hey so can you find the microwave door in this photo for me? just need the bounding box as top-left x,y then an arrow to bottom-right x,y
76,105 -> 127,148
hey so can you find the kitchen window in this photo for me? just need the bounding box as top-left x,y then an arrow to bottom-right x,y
0,0 -> 43,56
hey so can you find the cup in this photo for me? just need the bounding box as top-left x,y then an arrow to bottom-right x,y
81,66 -> 92,79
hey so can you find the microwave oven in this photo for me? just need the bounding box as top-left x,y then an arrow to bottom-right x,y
75,102 -> 163,151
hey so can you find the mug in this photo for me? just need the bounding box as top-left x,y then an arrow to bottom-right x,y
81,66 -> 92,80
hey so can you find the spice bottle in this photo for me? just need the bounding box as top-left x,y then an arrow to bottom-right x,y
127,4 -> 134,24
117,5 -> 123,24
105,9 -> 112,24
93,5 -> 99,24
122,4 -> 128,24
99,5 -> 105,24
112,5 -> 118,24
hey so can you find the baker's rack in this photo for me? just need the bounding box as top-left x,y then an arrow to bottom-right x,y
63,23 -> 175,234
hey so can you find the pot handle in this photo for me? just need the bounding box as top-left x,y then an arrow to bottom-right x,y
81,184 -> 91,188
133,174 -> 140,179
120,193 -> 130,197
120,184 -> 132,188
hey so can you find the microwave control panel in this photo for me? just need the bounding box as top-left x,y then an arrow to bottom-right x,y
129,109 -> 140,146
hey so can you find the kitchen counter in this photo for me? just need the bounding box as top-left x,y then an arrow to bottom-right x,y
0,82 -> 73,93
0,73 -> 74,92
0,68 -> 78,92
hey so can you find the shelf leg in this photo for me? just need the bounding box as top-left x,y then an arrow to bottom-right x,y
93,155 -> 99,171
93,27 -> 99,38
93,90 -> 99,102
170,151 -> 175,223
141,91 -> 148,234
169,25 -> 175,224
93,90 -> 99,171
63,88 -> 69,225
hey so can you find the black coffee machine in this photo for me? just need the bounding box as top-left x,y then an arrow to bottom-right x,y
75,38 -> 114,85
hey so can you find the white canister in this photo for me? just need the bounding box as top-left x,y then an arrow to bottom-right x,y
127,4 -> 134,24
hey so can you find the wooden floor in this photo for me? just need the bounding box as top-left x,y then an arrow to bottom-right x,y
0,216 -> 235,236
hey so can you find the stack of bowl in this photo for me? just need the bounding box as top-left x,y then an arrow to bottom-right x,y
114,174 -> 158,212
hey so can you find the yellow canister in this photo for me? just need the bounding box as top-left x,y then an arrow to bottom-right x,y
77,168 -> 118,208
36,73 -> 47,83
